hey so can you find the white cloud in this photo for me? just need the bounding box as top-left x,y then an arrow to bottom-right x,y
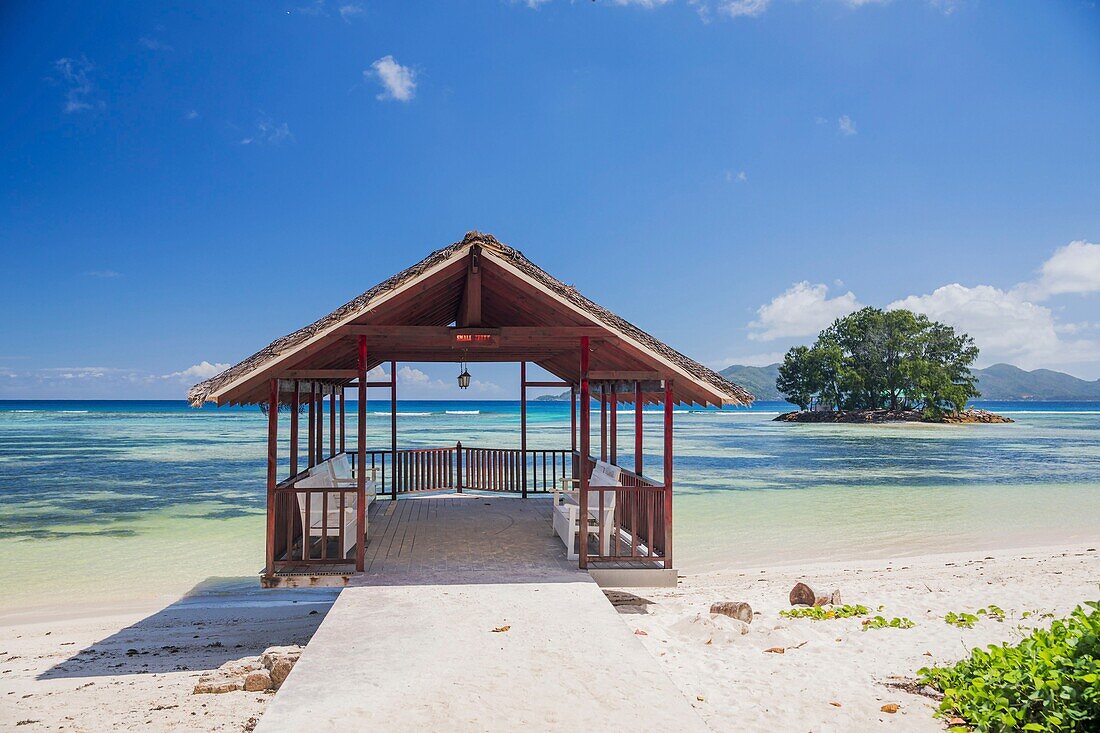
185,109 -> 199,120
611,0 -> 673,6
888,285 -> 1099,370
367,56 -> 416,102
726,170 -> 748,183
241,116 -> 293,145
713,351 -> 787,368
162,361 -> 232,381
1027,240 -> 1100,300
54,57 -> 101,114
139,36 -> 172,52
338,4 -> 364,20
749,281 -> 862,341
719,0 -> 771,17
838,115 -> 857,136
85,269 -> 122,278
297,0 -> 327,15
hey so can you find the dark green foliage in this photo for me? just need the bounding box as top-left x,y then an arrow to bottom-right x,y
919,601 -> 1100,732
776,307 -> 980,414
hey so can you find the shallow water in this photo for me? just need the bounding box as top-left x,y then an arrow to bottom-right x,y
1,400 -> 1098,614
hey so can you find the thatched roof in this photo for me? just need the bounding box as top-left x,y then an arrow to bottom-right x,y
188,232 -> 753,408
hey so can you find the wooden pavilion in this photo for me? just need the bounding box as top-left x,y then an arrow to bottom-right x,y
189,232 -> 751,586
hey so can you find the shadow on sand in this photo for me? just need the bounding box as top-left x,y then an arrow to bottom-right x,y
38,576 -> 339,680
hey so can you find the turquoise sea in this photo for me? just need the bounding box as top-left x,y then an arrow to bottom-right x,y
2,400 -> 1099,616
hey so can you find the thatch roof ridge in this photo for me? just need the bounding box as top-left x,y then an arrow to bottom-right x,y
188,231 -> 752,407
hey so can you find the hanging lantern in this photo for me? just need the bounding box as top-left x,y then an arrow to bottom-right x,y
457,359 -> 472,389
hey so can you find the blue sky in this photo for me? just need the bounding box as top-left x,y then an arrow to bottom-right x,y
2,0 -> 1099,399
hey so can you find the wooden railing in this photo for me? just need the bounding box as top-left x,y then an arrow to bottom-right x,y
572,453 -> 671,568
348,445 -> 573,496
272,475 -> 360,567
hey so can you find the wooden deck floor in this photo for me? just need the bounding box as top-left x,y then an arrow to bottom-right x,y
271,492 -> 667,588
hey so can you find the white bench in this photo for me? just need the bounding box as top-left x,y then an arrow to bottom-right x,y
553,461 -> 620,560
295,467 -> 373,560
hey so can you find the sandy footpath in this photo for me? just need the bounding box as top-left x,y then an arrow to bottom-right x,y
2,546 -> 1097,732
618,544 -> 1100,733
0,590 -> 336,732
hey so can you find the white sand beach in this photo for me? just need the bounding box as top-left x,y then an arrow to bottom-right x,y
3,544 -> 1096,732
629,544 -> 1100,732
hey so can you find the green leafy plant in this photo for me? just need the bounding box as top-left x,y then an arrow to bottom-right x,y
919,601 -> 1100,732
945,611 -> 981,629
780,604 -> 869,620
979,605 -> 1006,622
862,615 -> 915,631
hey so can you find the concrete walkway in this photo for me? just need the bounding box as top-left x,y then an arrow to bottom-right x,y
256,495 -> 708,732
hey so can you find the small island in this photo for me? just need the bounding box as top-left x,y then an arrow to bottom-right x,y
771,307 -> 1012,424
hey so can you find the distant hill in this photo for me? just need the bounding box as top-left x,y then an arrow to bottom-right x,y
718,364 -> 783,401
719,362 -> 1100,403
971,363 -> 1100,401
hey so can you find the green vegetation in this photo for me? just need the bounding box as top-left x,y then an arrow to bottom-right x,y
945,611 -> 981,629
945,607 -> 1007,628
862,615 -> 915,631
775,307 -> 980,416
919,601 -> 1100,732
780,604 -> 870,620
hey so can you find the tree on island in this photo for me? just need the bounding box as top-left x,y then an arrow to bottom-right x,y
776,307 -> 980,416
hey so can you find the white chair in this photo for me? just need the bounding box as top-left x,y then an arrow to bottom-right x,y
320,454 -> 376,504
295,471 -> 365,560
553,461 -> 620,559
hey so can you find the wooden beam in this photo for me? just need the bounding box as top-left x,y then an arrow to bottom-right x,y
663,378 -> 674,570
356,336 -> 367,572
578,336 -> 590,571
265,378 -> 278,576
520,361 -> 527,500
522,380 -> 570,388
290,379 -> 299,477
280,369 -> 359,380
345,325 -> 605,339
588,370 -> 661,381
457,245 -> 482,327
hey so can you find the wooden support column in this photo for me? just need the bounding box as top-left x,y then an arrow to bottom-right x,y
356,337 -> 367,572
578,336 -> 590,570
329,385 -> 336,459
663,379 -> 674,570
609,383 -> 617,465
572,383 -> 580,451
314,387 -> 323,465
339,389 -> 345,454
265,378 -> 278,576
290,380 -> 299,477
634,381 -> 643,476
601,385 -> 608,460
391,360 -> 398,500
520,361 -> 527,499
307,383 -> 316,468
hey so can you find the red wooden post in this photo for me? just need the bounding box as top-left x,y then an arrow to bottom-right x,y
455,440 -> 463,492
339,388 -> 346,454
356,336 -> 367,571
265,378 -> 278,576
315,387 -> 323,463
578,336 -> 590,569
290,380 -> 299,477
663,378 -> 674,570
609,383 -> 617,465
600,384 -> 607,462
520,361 -> 527,499
634,380 -> 643,476
391,360 -> 398,500
570,384 -> 577,454
307,382 -> 316,467
329,385 -> 336,459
